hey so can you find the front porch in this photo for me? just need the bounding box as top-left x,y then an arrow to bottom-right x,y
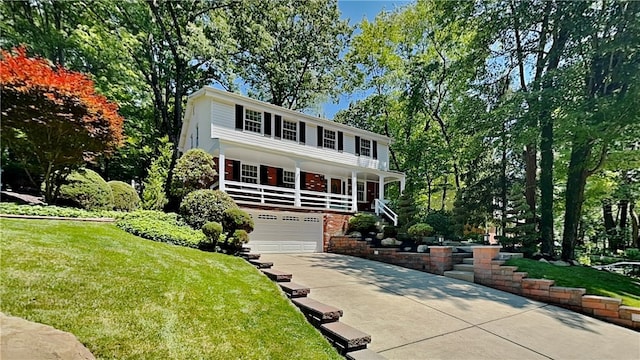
211,142 -> 405,217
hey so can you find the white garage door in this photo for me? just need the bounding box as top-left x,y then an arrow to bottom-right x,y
245,210 -> 323,253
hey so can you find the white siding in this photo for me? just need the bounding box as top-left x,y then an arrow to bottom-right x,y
211,100 -> 235,130
308,125 -> 318,147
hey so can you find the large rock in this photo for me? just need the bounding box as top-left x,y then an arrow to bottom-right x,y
1,313 -> 95,360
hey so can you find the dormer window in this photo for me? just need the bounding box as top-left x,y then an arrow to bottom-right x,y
283,120 -> 297,141
323,129 -> 336,149
244,109 -> 262,134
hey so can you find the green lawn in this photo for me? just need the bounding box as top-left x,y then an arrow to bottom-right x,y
0,218 -> 340,359
505,258 -> 640,308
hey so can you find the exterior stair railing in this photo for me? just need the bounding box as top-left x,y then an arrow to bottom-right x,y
374,199 -> 398,226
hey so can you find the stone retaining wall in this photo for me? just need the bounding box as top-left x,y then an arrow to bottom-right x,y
472,246 -> 640,330
328,236 -> 458,275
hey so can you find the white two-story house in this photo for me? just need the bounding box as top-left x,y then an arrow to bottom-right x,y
178,87 -> 405,253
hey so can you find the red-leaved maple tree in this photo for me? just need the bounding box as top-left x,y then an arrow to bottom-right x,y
1,46 -> 124,202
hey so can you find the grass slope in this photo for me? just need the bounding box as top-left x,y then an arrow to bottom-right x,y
0,218 -> 340,359
506,258 -> 640,307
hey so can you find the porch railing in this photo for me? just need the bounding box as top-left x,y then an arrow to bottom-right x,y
224,180 -> 352,211
374,198 -> 398,226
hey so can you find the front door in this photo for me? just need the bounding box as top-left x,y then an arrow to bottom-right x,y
366,181 -> 379,211
330,178 -> 342,194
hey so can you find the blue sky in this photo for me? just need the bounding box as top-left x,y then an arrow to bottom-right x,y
320,0 -> 414,119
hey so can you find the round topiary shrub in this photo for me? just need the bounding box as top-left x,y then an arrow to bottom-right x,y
179,189 -> 238,229
408,223 -> 434,242
108,180 -> 141,212
56,168 -> 114,210
221,229 -> 250,254
348,213 -> 378,234
201,221 -> 223,250
170,148 -> 217,198
222,208 -> 254,234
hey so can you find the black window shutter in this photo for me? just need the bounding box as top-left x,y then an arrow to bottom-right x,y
299,171 -> 306,189
317,126 -> 323,147
355,136 -> 361,155
299,121 -> 306,144
232,160 -> 241,181
264,112 -> 272,136
260,165 -> 268,185
276,168 -> 284,187
235,104 -> 244,130
338,131 -> 344,152
372,140 -> 378,159
275,115 -> 282,139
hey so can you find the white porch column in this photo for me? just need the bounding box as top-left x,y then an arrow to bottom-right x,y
400,177 -> 406,194
294,162 -> 301,207
218,145 -> 226,192
378,174 -> 385,202
351,171 -> 358,212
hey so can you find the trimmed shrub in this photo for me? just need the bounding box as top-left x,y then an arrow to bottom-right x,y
171,149 -> 217,199
56,168 -> 114,210
179,189 -> 238,229
116,211 -> 206,248
108,181 -> 141,212
408,223 -> 434,242
348,213 -> 378,234
424,210 -> 454,238
383,225 -> 398,238
222,208 -> 254,234
220,229 -> 250,254
201,221 -> 223,250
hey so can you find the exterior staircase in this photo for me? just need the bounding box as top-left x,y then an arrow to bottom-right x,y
444,257 -> 475,282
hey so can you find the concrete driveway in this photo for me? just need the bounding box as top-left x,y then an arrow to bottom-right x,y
260,253 -> 640,360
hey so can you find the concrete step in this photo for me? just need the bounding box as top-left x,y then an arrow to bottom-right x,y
498,252 -> 524,260
279,282 -> 310,298
463,257 -> 474,265
453,264 -> 474,272
321,321 -> 371,355
240,252 -> 261,260
249,259 -> 273,269
261,269 -> 292,282
346,348 -> 387,360
292,297 -> 343,325
443,270 -> 474,283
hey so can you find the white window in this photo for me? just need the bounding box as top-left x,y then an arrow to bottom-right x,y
283,170 -> 295,189
323,129 -> 336,149
283,120 -> 297,141
241,164 -> 258,184
360,138 -> 371,157
244,109 -> 262,134
357,182 -> 365,202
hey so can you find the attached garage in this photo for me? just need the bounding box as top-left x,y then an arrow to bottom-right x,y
244,209 -> 323,253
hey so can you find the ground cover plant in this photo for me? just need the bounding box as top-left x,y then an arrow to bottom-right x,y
505,258 -> 640,307
0,202 -> 122,219
116,211 -> 207,248
0,218 -> 340,359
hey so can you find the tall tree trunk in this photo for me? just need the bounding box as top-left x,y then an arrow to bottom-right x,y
630,202 -> 639,248
426,178 -> 432,211
619,199 -> 629,250
603,199 -> 616,235
441,175 -> 448,211
561,141 -> 591,260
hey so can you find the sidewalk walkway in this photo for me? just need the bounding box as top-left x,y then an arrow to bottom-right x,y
261,253 -> 639,360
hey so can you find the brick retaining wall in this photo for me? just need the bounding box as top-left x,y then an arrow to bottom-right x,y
327,236 -> 457,275
472,246 -> 640,330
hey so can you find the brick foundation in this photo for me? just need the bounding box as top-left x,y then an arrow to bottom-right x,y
472,246 -> 640,330
323,215 -> 352,252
